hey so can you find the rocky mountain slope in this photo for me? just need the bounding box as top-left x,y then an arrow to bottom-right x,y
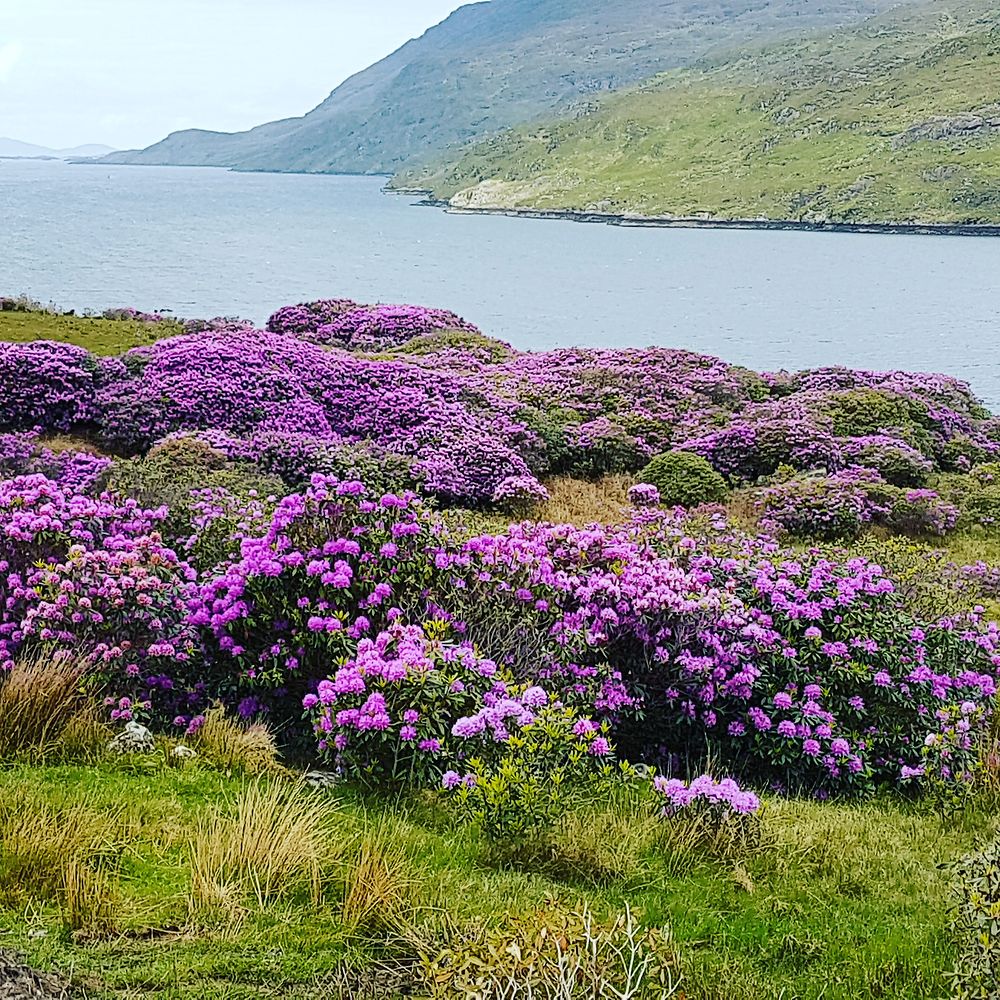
101,0 -> 914,174
396,0 -> 1000,224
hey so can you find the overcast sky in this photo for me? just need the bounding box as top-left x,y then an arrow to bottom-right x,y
0,0 -> 470,150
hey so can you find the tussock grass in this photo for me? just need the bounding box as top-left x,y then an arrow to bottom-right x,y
189,780 -> 332,919
0,655 -> 98,760
538,475 -> 632,526
190,706 -> 282,776
545,796 -> 662,884
341,827 -> 420,935
0,791 -> 120,901
62,857 -> 118,937
0,765 -> 996,999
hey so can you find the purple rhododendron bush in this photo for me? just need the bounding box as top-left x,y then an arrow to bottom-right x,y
3,295 -> 1000,816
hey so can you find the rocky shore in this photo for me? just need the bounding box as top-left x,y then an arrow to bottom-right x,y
389,189 -> 1000,238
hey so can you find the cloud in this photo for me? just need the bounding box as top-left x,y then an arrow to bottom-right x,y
0,40 -> 23,82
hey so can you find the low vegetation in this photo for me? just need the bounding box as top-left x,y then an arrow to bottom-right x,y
399,0 -> 1000,226
3,293 -> 1000,997
0,760 -> 995,999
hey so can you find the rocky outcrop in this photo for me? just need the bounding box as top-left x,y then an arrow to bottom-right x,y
893,108 -> 1000,148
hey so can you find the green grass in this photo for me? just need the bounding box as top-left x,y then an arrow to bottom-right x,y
400,0 -> 1000,225
0,761 -> 995,999
0,312 -> 180,355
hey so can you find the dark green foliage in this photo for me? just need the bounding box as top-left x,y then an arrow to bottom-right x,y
146,435 -> 227,471
391,330 -> 515,365
638,451 -> 728,508
102,449 -> 286,549
949,837 -> 1000,999
933,471 -> 1000,534
940,435 -> 995,473
565,424 -> 650,481
823,390 -> 927,439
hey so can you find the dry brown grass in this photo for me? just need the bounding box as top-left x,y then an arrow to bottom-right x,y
189,780 -> 333,920
0,654 -> 96,759
38,433 -> 107,456
547,798 -> 662,884
191,705 -> 282,775
63,857 -> 119,936
538,475 -> 632,526
0,792 -> 119,901
978,712 -> 1000,800
341,829 -> 419,935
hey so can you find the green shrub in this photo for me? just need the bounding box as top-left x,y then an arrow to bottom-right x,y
446,704 -> 619,855
146,434 -> 228,470
949,837 -> 1000,999
823,389 -> 927,438
102,451 -> 285,552
940,435 -> 994,473
638,451 -> 728,508
389,329 -> 514,364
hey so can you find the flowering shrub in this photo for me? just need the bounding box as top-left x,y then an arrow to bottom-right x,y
652,774 -> 761,816
886,488 -> 960,537
265,299 -> 361,336
556,418 -> 652,479
311,304 -> 480,351
443,511 -> 1000,796
840,435 -> 933,487
304,622 -> 506,786
628,483 -> 661,507
637,451 -> 728,508
676,411 -> 842,482
491,475 -> 549,516
755,468 -> 889,540
3,296 -> 1000,809
191,476 -> 441,726
0,432 -> 111,494
0,342 -> 104,431
652,774 -> 761,856
0,475 -> 201,720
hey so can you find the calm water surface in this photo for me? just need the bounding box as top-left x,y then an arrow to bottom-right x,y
3,159 -> 999,404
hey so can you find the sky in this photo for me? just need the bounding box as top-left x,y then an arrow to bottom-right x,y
0,0 -> 470,151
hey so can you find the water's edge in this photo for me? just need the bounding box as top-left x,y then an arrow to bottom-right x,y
388,189 -> 1000,238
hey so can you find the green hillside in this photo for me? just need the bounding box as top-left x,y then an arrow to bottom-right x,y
101,0 -> 914,175
396,1 -> 1000,225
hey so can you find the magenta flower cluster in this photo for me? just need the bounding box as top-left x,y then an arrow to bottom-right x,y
653,774 -> 761,816
3,295 -> 1000,802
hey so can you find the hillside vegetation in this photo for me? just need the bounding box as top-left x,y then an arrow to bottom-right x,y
101,0 -> 914,175
398,0 -> 1000,225
4,294 -> 1000,997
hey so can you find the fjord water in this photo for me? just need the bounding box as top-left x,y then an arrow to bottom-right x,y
4,158 -> 1000,404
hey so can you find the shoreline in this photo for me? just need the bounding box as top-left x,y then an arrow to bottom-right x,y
387,188 -> 1000,238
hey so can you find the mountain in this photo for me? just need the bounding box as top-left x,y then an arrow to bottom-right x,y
0,138 -> 117,159
100,0 -> 916,175
60,144 -> 118,158
399,0 -> 1000,225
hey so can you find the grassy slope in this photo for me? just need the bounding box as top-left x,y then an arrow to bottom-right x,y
400,1 -> 1000,224
1,762 -> 995,1000
0,313 -> 178,355
102,0 -> 915,175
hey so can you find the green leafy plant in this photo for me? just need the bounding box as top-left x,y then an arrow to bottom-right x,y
949,837 -> 1000,1000
447,703 -> 619,851
416,903 -> 683,999
637,451 -> 728,508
